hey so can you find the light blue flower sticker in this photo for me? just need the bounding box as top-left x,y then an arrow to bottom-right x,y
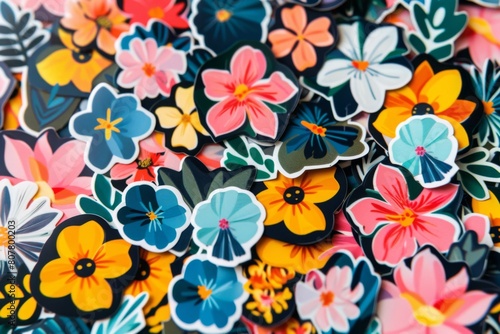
168,255 -> 248,333
69,83 -> 155,173
191,187 -> 265,267
389,115 -> 459,188
114,181 -> 191,252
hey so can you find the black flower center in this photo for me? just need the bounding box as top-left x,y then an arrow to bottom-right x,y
412,103 -> 434,115
283,186 -> 305,205
134,258 -> 150,281
74,258 -> 96,278
491,226 -> 500,244
72,51 -> 92,63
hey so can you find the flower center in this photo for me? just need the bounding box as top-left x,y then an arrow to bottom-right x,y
94,108 -> 123,141
197,285 -> 212,300
300,120 -> 327,137
352,60 -> 369,71
283,186 -> 305,205
216,9 -> 232,22
483,100 -> 495,115
148,6 -> 164,19
413,305 -> 446,327
96,16 -> 112,30
142,63 -> 156,77
415,146 -> 426,156
146,211 -> 158,221
412,102 -> 434,115
490,224 -> 500,245
320,291 -> 334,306
387,208 -> 417,227
0,226 -> 9,247
260,293 -> 274,307
181,114 -> 191,123
219,218 -> 229,230
74,258 -> 96,278
134,258 -> 150,281
234,84 -> 252,101
72,51 -> 92,63
138,157 -> 153,168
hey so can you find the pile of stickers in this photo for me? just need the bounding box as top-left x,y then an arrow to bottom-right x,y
2,0 -> 500,333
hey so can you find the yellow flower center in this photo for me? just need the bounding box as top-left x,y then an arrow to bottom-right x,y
74,258 -> 96,278
148,6 -> 164,19
234,83 -> 252,101
94,108 -> 123,141
413,305 -> 446,327
142,63 -> 156,77
352,60 -> 370,71
387,208 -> 417,227
216,9 -> 232,22
138,157 -> 153,168
146,211 -> 158,221
197,285 -> 212,300
96,16 -> 112,30
320,291 -> 334,306
181,114 -> 191,123
483,100 -> 495,115
300,120 -> 327,137
0,226 -> 9,247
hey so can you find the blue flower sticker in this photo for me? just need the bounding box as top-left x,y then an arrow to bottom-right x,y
389,115 -> 459,188
189,0 -> 272,54
169,255 -> 248,333
114,182 -> 190,252
69,83 -> 155,173
191,187 -> 265,267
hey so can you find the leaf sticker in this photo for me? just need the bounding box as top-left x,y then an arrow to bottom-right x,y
457,147 -> 500,200
447,231 -> 490,279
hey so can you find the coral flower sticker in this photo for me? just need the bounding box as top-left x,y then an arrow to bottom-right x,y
194,41 -> 300,142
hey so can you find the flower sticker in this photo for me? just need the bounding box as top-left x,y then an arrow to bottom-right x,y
168,255 -> 248,333
191,187 -> 265,267
115,182 -> 191,252
154,83 -> 212,155
0,180 -> 62,274
254,166 -> 347,245
303,20 -> 412,120
123,0 -> 189,29
345,163 -> 463,269
30,215 -> 139,319
116,38 -> 187,99
276,98 -> 368,178
194,42 -> 300,142
69,83 -> 155,173
389,115 -> 459,188
189,0 -> 272,54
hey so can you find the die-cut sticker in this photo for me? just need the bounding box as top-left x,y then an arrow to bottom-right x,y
191,187 -> 265,267
194,41 -> 300,143
189,0 -> 272,55
276,98 -> 368,178
448,230 -> 490,279
122,0 -> 189,30
114,181 -> 191,253
472,187 -> 500,250
69,83 -> 155,173
253,166 -> 347,245
0,61 -> 15,128
389,115 -> 459,188
302,19 -> 412,120
267,4 -> 337,76
30,214 -> 139,319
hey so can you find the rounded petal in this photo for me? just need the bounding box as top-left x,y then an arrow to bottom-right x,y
268,29 -> 298,58
206,98 -> 246,137
56,220 -> 104,259
230,46 -> 267,86
350,71 -> 385,112
446,291 -> 496,325
303,17 -> 334,47
377,297 -> 419,334
281,5 -> 307,34
71,275 -> 113,312
363,26 -> 398,63
172,122 -> 198,150
372,224 -> 416,266
156,106 -> 182,129
316,58 -> 354,88
39,258 -> 75,298
292,40 -> 317,72
93,239 -> 132,278
419,70 -> 461,112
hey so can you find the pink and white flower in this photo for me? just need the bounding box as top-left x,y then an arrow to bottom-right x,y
346,164 -> 462,266
378,248 -> 496,334
11,0 -> 66,16
116,38 -> 187,99
201,45 -> 298,139
295,266 -> 364,332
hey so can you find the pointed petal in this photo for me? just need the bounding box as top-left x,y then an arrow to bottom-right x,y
419,70 -> 461,112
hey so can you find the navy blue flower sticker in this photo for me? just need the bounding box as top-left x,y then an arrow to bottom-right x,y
168,255 -> 248,333
114,182 -> 191,252
69,83 -> 155,173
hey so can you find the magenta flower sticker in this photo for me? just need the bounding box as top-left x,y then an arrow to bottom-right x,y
194,41 -> 300,142
345,163 -> 462,268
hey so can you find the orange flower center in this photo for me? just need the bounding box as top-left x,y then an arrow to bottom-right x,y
320,291 -> 334,306
148,6 -> 164,19
96,16 -> 112,30
181,114 -> 191,123
0,226 -> 9,247
146,211 -> 158,221
234,83 -> 252,101
216,9 -> 232,22
197,285 -> 212,300
352,60 -> 369,71
387,208 -> 417,227
300,120 -> 327,137
483,100 -> 495,115
142,63 -> 156,77
138,157 -> 153,168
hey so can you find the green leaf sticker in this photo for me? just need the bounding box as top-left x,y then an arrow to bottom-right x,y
457,147 -> 500,200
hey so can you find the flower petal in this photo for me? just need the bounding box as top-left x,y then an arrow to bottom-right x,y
350,71 -> 385,112
39,258 -> 75,298
3,136 -> 35,181
292,40 -> 317,72
246,98 -> 278,138
368,63 -> 412,90
93,239 -> 132,278
445,291 -> 496,325
363,26 -> 399,63
268,29 -> 299,58
231,46 -> 267,87
56,220 -> 105,259
303,17 -> 334,47
372,224 -> 417,266
172,122 -> 198,150
206,98 -> 246,137
316,58 -> 353,88
412,214 -> 459,252
281,5 -> 306,35
155,106 -> 182,128
419,69 -> 461,113
201,69 -> 234,100
71,275 -> 113,312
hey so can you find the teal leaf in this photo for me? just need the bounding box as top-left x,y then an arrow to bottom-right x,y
249,147 -> 264,165
78,196 -> 113,222
94,174 -> 113,207
408,33 -> 427,54
447,231 -> 490,279
225,137 -> 248,158
457,148 -> 500,200
429,44 -> 453,61
412,3 -> 430,38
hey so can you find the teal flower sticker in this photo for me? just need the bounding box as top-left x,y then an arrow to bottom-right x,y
69,83 -> 155,173
389,115 -> 459,188
191,187 -> 265,267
